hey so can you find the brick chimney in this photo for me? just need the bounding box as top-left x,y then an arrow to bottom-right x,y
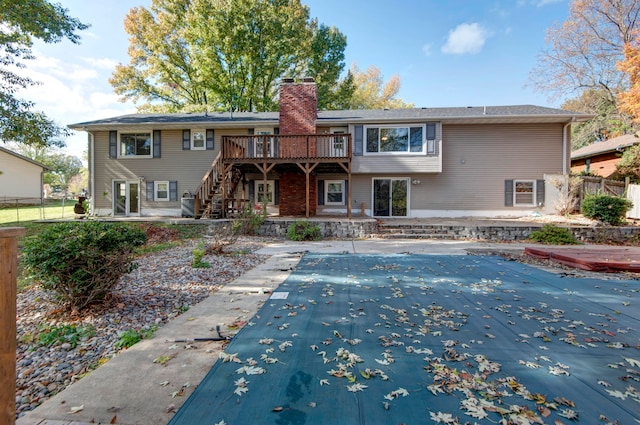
279,78 -> 317,135
278,78 -> 318,216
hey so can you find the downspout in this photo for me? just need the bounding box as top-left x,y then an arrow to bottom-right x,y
86,130 -> 95,214
562,119 -> 575,175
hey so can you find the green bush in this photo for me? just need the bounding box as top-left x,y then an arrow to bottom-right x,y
581,194 -> 633,225
22,221 -> 147,310
114,326 -> 157,350
192,243 -> 211,268
286,220 -> 322,241
529,224 -> 578,245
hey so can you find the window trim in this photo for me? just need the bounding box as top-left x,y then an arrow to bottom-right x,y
154,180 -> 170,202
513,180 -> 536,207
324,180 -> 345,205
118,130 -> 153,158
363,124 -> 426,155
191,129 -> 206,150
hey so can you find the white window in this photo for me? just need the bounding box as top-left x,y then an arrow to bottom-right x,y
155,181 -> 169,201
254,128 -> 274,157
191,130 -> 205,150
514,180 -> 535,206
255,180 -> 274,205
325,180 -> 344,205
364,125 -> 425,155
119,132 -> 152,158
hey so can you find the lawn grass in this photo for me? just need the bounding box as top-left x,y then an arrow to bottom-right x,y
0,199 -> 77,225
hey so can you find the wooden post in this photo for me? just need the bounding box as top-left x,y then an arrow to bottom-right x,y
1,227 -> 24,425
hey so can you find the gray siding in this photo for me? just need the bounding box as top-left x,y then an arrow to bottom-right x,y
351,122 -> 442,173
417,123 -> 562,211
93,129 -> 246,211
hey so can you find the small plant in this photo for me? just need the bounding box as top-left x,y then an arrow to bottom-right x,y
114,326 -> 157,350
581,193 -> 633,225
192,242 -> 210,268
287,220 -> 322,241
22,221 -> 147,311
529,224 -> 578,245
37,324 -> 96,348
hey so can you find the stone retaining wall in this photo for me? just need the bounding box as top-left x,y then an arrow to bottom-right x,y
257,218 -> 377,239
205,219 -> 640,244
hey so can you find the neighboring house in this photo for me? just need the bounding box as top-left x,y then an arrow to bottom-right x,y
0,146 -> 50,204
69,79 -> 592,219
571,133 -> 640,178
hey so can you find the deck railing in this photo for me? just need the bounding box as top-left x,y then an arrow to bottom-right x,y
222,134 -> 352,160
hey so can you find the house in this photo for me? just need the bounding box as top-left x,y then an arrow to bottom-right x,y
0,146 -> 50,204
571,133 -> 640,178
69,79 -> 592,219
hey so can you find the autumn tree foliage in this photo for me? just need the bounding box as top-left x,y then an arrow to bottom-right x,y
346,64 -> 414,110
531,0 -> 640,148
0,0 -> 87,147
110,0 -> 353,113
618,35 -> 640,123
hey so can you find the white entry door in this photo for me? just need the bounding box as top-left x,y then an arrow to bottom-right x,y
113,180 -> 140,216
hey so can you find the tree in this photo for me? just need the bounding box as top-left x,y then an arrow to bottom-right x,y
110,0 -> 349,112
346,64 -> 414,110
0,0 -> 88,147
615,143 -> 640,181
531,0 -> 640,146
563,88 -> 635,149
43,153 -> 83,194
618,34 -> 640,123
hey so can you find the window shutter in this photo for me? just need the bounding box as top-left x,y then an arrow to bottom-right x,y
317,180 -> 325,205
109,131 -> 117,158
274,180 -> 279,204
146,181 -> 154,201
274,128 -> 279,134
426,123 -> 436,140
353,125 -> 363,156
249,180 -> 255,202
169,181 -> 178,201
536,180 -> 545,206
182,130 -> 191,150
153,130 -> 161,158
206,129 -> 214,150
504,180 -> 514,207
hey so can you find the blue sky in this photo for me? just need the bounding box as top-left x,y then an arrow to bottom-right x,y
22,0 -> 569,158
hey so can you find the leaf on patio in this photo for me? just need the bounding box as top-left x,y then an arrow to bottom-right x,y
68,404 -> 84,414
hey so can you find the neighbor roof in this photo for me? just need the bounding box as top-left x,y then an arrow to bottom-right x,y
69,105 -> 593,131
0,146 -> 51,170
571,133 -> 640,160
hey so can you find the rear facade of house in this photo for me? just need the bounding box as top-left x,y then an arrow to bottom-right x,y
70,80 -> 590,219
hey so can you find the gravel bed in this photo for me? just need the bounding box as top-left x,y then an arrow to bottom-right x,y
15,237 -> 269,418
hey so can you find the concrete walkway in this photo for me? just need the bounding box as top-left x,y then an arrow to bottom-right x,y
14,238 -> 630,425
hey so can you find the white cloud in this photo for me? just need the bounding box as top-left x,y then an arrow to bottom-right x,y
422,43 -> 432,57
441,23 -> 489,55
82,57 -> 119,70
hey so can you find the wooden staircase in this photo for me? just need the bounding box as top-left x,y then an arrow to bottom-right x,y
194,153 -> 244,219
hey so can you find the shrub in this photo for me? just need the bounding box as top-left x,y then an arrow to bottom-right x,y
287,220 -> 322,241
114,326 -> 157,350
529,224 -> 578,245
232,204 -> 266,236
581,194 -> 633,225
22,221 -> 147,311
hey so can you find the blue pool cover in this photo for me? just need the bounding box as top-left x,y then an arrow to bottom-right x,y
168,254 -> 640,424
